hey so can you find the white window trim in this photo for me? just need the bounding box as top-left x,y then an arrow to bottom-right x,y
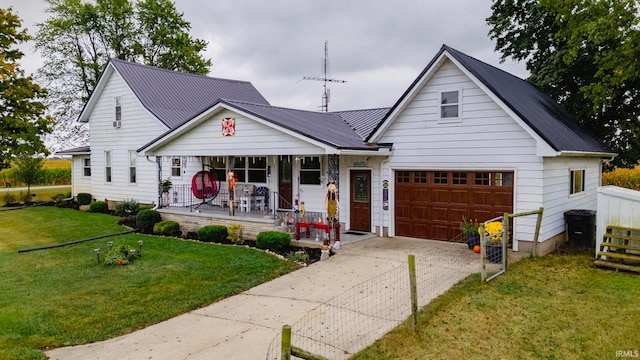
105,151 -> 112,183
170,157 -> 182,178
83,157 -> 91,177
569,169 -> 585,196
113,96 -> 122,128
437,88 -> 462,123
129,150 -> 137,184
299,156 -> 322,185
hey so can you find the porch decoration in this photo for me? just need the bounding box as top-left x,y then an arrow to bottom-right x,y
325,181 -> 340,249
481,221 -> 504,263
460,216 -> 480,249
222,117 -> 236,136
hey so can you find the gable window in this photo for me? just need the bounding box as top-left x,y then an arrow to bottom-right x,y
83,158 -> 91,177
248,157 -> 267,183
439,90 -> 460,122
105,151 -> 112,183
129,151 -> 136,183
570,169 -> 585,195
113,96 -> 122,128
300,157 -> 321,185
171,157 -> 181,177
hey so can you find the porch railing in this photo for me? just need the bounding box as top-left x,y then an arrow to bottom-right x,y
162,184 -> 299,218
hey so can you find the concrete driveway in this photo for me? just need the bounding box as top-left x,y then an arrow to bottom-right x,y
46,236 -> 513,360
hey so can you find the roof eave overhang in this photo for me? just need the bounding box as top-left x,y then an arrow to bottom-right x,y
555,151 -> 618,159
337,147 -> 393,156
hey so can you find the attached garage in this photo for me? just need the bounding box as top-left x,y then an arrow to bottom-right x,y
395,170 -> 513,241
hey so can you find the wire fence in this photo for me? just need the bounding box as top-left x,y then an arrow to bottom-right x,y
265,253 -> 479,359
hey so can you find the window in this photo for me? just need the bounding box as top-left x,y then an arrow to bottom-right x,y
171,157 -> 181,177
434,172 -> 448,184
129,150 -> 136,183
248,157 -> 267,183
475,172 -> 490,186
300,156 -> 321,185
495,172 -> 513,186
453,172 -> 467,185
105,151 -> 112,183
413,171 -> 427,184
439,90 -> 460,120
83,158 -> 91,177
570,169 -> 585,195
113,96 -> 122,128
396,171 -> 410,183
233,156 -> 246,182
210,157 -> 226,182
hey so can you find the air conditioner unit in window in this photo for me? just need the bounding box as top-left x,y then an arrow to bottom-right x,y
113,120 -> 121,128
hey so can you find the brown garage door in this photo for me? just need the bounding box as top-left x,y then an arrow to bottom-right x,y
395,170 -> 513,241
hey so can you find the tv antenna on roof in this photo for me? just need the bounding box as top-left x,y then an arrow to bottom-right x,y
303,41 -> 347,112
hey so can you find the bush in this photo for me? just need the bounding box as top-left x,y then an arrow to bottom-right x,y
227,223 -> 244,245
153,220 -> 181,237
136,209 -> 162,234
18,191 -> 32,204
77,193 -> 92,205
197,225 -> 228,243
103,244 -> 141,266
52,193 -> 68,202
115,199 -> 140,217
2,192 -> 16,205
256,231 -> 291,251
89,201 -> 108,213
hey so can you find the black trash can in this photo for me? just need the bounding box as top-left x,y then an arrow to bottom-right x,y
564,209 -> 596,247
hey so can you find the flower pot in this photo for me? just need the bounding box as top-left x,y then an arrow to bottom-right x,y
486,244 -> 503,263
465,234 -> 481,249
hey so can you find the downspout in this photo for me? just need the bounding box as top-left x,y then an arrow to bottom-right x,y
155,156 -> 162,209
379,156 -> 390,237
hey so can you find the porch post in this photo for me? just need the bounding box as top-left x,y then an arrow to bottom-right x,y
156,156 -> 162,208
327,154 -> 339,187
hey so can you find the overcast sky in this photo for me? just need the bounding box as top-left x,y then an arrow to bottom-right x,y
6,0 -> 528,112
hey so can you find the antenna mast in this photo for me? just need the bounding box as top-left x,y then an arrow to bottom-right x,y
303,41 -> 347,112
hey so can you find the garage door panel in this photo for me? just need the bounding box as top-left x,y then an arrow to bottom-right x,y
396,170 -> 513,241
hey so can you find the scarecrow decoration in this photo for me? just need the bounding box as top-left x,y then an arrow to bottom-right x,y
325,181 -> 340,249
228,169 -> 236,215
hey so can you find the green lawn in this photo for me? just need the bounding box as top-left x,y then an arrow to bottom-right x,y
0,207 -> 298,360
352,248 -> 640,359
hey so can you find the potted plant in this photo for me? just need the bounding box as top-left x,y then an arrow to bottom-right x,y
480,221 -> 504,263
460,216 -> 480,249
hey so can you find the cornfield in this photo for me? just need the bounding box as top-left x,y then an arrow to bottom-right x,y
0,159 -> 71,187
602,165 -> 640,191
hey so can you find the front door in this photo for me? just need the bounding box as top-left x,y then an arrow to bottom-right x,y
350,170 -> 371,232
278,156 -> 292,209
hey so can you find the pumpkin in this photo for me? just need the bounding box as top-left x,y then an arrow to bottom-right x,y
473,245 -> 481,253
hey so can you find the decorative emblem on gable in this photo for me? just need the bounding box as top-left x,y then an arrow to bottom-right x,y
222,117 -> 236,136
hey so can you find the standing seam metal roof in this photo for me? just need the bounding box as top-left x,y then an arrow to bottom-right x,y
368,45 -> 610,154
110,59 -> 270,129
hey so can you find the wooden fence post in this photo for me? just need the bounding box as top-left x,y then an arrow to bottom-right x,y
281,325 -> 291,360
408,254 -> 418,333
532,207 -> 544,257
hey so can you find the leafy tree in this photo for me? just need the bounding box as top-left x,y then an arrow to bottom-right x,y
35,0 -> 212,152
11,154 -> 45,196
0,7 -> 53,169
487,0 -> 640,167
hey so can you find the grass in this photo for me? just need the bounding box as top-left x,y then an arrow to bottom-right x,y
0,206 -> 298,360
352,247 -> 640,360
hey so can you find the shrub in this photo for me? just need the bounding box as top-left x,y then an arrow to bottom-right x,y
89,201 -> 108,213
153,220 -> 181,237
18,191 -> 32,204
286,249 -> 309,264
227,223 -> 244,245
136,209 -> 162,234
2,192 -> 16,205
256,231 -> 291,251
103,244 -> 141,266
115,199 -> 140,217
52,193 -> 68,202
77,192 -> 92,205
197,225 -> 228,243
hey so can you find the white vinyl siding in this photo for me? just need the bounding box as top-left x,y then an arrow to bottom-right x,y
88,70 -> 168,204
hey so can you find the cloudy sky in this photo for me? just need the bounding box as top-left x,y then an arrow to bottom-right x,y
6,0 -> 528,112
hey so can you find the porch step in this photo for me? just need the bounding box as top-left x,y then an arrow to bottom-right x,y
594,225 -> 640,273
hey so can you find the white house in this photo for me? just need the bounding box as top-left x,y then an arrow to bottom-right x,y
59,45 -> 615,255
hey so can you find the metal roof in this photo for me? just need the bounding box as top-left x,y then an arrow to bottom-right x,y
333,108 -> 390,140
368,45 -> 611,154
226,101 -> 384,149
110,59 -> 269,129
56,145 -> 90,154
